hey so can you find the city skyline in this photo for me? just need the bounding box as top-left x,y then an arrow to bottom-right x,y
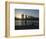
15,9 -> 39,18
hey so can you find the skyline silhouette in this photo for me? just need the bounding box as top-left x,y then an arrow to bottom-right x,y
15,9 -> 39,18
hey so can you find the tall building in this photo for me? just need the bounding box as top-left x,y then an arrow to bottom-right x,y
21,14 -> 24,19
25,15 -> 27,19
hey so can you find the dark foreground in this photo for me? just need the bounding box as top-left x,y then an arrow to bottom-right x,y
15,25 -> 39,30
15,20 -> 39,30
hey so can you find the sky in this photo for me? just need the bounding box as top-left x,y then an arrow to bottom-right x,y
15,9 -> 39,18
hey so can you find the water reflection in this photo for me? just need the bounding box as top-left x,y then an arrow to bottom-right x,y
15,20 -> 39,26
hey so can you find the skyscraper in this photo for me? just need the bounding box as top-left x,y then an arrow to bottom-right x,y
21,14 -> 24,19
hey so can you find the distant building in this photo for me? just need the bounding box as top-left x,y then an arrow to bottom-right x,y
21,14 -> 28,19
21,14 -> 33,19
25,15 -> 27,19
21,14 -> 24,19
15,13 -> 35,20
27,16 -> 32,18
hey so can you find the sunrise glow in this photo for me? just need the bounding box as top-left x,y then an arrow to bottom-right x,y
15,14 -> 22,19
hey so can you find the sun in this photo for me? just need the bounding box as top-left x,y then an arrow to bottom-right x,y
15,14 -> 22,19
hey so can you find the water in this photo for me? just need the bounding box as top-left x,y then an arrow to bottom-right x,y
15,20 -> 39,26
15,20 -> 39,30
